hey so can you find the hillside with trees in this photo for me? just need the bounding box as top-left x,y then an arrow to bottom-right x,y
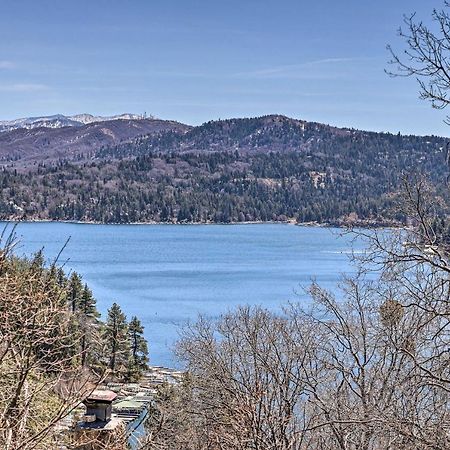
138,4 -> 450,448
4,0 -> 450,448
0,232 -> 149,449
0,115 -> 448,226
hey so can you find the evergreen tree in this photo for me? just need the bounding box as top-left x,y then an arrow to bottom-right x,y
128,316 -> 149,379
56,267 -> 67,287
30,249 -> 45,273
68,272 -> 83,313
78,283 -> 101,367
104,302 -> 130,374
79,283 -> 100,318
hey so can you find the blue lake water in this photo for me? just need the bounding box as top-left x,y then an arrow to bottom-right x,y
3,222 -> 364,367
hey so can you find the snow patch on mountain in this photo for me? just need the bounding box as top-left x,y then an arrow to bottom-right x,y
69,113 -> 148,124
0,113 -> 153,132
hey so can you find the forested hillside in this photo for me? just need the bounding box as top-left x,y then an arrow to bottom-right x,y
0,115 -> 448,225
0,234 -> 149,448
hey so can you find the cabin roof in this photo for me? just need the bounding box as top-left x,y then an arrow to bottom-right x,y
114,399 -> 145,410
85,389 -> 117,403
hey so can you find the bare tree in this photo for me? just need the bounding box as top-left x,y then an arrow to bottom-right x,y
387,2 -> 450,126
0,237 -> 104,449
296,273 -> 450,449
143,306 -> 320,450
144,253 -> 450,449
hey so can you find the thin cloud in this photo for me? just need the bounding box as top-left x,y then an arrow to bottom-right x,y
0,83 -> 49,92
0,61 -> 15,70
235,57 -> 373,79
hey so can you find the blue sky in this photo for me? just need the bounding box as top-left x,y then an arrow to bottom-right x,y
0,1 -> 448,135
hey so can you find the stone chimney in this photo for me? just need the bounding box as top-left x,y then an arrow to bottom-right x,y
82,390 -> 117,423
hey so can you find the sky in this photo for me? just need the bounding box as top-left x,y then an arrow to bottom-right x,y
0,0 -> 449,136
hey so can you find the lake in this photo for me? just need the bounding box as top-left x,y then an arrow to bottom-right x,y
4,222 -> 364,367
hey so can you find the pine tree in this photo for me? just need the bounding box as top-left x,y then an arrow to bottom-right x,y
30,249 -> 45,273
56,267 -> 67,287
79,284 -> 100,318
128,316 -> 149,379
104,302 -> 130,374
78,284 -> 101,367
68,272 -> 83,313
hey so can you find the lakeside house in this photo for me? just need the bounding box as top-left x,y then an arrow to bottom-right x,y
72,366 -> 184,449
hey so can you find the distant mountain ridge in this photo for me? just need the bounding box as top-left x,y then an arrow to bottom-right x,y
0,117 -> 190,165
102,114 -> 355,158
0,113 -> 447,225
0,113 -> 151,133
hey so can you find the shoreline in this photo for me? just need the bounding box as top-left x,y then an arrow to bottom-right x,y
0,217 -> 400,229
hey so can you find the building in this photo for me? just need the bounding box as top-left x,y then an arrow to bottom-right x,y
73,390 -> 127,450
83,390 -> 117,423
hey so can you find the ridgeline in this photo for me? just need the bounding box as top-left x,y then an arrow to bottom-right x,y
0,114 -> 448,225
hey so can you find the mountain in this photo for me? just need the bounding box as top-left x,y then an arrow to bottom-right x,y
100,114 -> 359,158
0,115 -> 82,133
69,113 -> 150,125
0,112 -> 149,133
0,114 -> 447,226
0,117 -> 190,166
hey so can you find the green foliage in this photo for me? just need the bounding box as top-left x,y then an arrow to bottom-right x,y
79,283 -> 100,318
0,236 -> 150,447
128,316 -> 149,379
103,302 -> 130,374
68,272 -> 83,313
78,283 -> 101,367
0,116 -> 448,225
